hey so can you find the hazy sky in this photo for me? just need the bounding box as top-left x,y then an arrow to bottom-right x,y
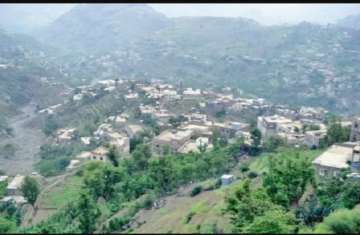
150,4 -> 360,25
1,3 -> 360,32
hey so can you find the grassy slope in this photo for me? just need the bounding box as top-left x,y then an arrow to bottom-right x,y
249,147 -> 324,174
131,147 -> 324,234
130,183 -> 238,234
40,175 -> 83,208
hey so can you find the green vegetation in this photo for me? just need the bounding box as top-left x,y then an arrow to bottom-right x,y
35,142 -> 92,176
21,176 -> 40,206
41,175 -> 83,209
0,200 -> 22,231
249,128 -> 261,156
0,216 -> 16,233
225,179 -> 297,233
42,115 -> 59,136
190,186 -> 203,197
24,139 -> 241,233
107,145 -> 120,167
315,209 -> 360,234
263,152 -> 314,208
0,181 -> 7,199
168,115 -> 188,129
321,118 -> 351,147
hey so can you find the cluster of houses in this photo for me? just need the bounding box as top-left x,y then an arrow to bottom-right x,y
257,114 -> 327,148
36,78 -> 360,183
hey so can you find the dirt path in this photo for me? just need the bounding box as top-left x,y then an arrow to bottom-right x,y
21,165 -> 82,227
0,102 -> 46,176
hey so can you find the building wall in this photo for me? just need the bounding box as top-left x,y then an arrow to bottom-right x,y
313,164 -> 344,178
350,119 -> 360,142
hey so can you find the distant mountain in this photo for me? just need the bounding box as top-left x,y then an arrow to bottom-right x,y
0,4 -> 74,33
337,14 -> 360,30
53,17 -> 360,114
39,4 -> 172,54
4,4 -> 360,114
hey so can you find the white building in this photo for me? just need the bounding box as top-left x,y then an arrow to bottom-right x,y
6,175 -> 25,196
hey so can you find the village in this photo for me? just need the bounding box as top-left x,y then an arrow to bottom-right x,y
1,76 -> 359,208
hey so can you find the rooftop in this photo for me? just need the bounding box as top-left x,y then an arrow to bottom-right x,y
7,175 -> 25,190
155,130 -> 193,142
312,144 -> 353,169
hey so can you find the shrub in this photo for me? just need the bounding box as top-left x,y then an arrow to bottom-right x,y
315,209 -> 360,234
191,186 -> 203,197
248,171 -> 258,179
185,211 -> 195,224
240,164 -> 249,172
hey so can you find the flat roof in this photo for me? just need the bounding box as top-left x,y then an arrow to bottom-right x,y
7,175 -> 25,189
312,144 -> 353,169
155,130 -> 193,142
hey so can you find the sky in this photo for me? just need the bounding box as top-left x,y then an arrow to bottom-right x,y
1,4 -> 360,33
150,4 -> 360,25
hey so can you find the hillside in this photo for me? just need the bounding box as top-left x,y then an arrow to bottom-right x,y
49,17 -> 360,114
337,14 -> 360,30
0,29 -> 67,136
39,4 -> 172,54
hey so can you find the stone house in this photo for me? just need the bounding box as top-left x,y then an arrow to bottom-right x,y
312,143 -> 357,178
152,129 -> 193,154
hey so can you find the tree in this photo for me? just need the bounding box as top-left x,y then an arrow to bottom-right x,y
77,192 -> 101,234
148,157 -> 178,194
107,145 -> 119,167
21,176 -> 40,206
132,144 -> 152,171
296,194 -> 330,226
249,128 -> 262,156
315,209 -> 360,234
263,153 -> 314,208
226,137 -> 245,159
243,208 -> 297,234
263,136 -> 284,152
323,120 -> 350,146
42,115 -> 59,136
168,115 -> 186,129
225,179 -> 280,232
0,216 -> 16,233
317,176 -> 360,211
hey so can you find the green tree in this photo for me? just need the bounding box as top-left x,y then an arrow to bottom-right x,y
168,115 -> 187,129
263,136 -> 284,152
324,120 -> 350,146
315,209 -> 360,234
21,176 -> 40,206
107,145 -> 120,167
132,144 -> 152,171
243,208 -> 297,234
263,153 -> 314,208
148,157 -> 178,194
225,179 -> 280,232
77,192 -> 101,234
296,194 -> 330,226
249,128 -> 262,156
0,216 -> 16,233
42,115 -> 59,136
